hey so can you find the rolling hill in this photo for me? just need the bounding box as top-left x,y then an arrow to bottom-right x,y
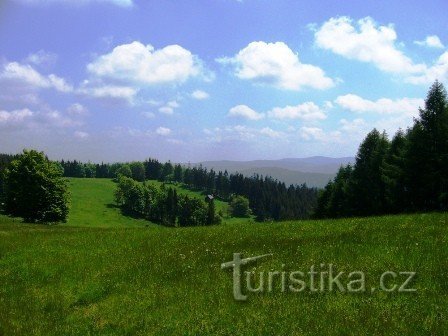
195,156 -> 355,187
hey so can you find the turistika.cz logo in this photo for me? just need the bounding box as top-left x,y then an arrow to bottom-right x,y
221,253 -> 417,301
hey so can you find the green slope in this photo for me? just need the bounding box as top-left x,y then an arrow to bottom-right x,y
67,178 -> 235,227
0,178 -> 447,334
66,178 -> 149,228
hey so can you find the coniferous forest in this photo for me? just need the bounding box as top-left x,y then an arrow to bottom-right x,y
315,81 -> 448,218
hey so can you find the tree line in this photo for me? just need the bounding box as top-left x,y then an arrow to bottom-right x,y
315,81 -> 448,218
114,175 -> 221,227
61,158 -> 318,221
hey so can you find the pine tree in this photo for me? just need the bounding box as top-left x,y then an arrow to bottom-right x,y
349,129 -> 390,216
381,130 -> 407,213
405,81 -> 448,210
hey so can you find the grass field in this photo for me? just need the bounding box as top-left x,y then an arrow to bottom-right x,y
66,178 -> 148,228
0,178 -> 447,335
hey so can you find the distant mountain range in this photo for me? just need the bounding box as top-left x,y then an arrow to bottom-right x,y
194,156 -> 355,188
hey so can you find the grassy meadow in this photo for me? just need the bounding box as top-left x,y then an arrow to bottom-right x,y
0,178 -> 447,335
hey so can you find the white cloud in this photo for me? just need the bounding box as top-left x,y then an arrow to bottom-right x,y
335,94 -> 423,116
0,62 -> 73,92
167,100 -> 179,108
87,41 -> 207,85
67,103 -> 88,116
191,90 -> 209,100
228,105 -> 265,120
79,84 -> 137,102
415,35 -> 444,49
158,101 -> 180,115
158,106 -> 174,114
299,127 -> 326,141
0,108 -> 34,126
218,41 -> 334,90
14,0 -> 133,7
39,110 -> 82,128
156,126 -> 171,136
268,102 -> 326,121
203,125 -> 288,144
259,127 -> 282,138
315,16 -> 425,75
0,107 -> 82,131
339,118 -> 368,133
74,131 -> 89,139
25,50 -> 58,65
406,52 -> 448,85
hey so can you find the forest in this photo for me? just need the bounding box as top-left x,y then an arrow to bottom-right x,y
315,81 -> 448,218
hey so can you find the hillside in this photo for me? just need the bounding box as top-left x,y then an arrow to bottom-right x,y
238,166 -> 334,188
196,156 -> 354,187
0,178 -> 447,335
66,178 -> 235,227
198,156 -> 355,174
67,178 -> 149,228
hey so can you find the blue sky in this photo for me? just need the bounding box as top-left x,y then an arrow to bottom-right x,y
1,0 -> 447,162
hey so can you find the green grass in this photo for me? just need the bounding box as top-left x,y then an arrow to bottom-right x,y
66,178 -> 149,228
0,178 -> 447,335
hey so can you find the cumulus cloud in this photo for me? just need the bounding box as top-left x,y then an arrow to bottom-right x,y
228,105 -> 265,120
218,41 -> 334,90
415,35 -> 444,49
315,17 -> 448,84
191,90 -> 209,100
87,41 -> 208,85
14,0 -> 133,7
156,126 -> 171,136
406,52 -> 448,85
0,61 -> 73,92
335,94 -> 423,116
315,16 -> 425,75
267,102 -> 326,121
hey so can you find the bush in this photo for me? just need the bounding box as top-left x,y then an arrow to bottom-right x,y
4,150 -> 70,223
229,195 -> 251,217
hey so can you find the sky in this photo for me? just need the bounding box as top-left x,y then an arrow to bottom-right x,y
1,0 -> 447,162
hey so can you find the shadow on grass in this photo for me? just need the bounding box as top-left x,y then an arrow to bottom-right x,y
106,203 -> 120,209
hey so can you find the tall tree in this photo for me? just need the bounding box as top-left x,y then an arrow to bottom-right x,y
406,81 -> 448,210
381,130 -> 407,213
350,129 -> 390,216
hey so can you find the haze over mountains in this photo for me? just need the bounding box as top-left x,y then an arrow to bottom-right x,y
195,156 -> 355,188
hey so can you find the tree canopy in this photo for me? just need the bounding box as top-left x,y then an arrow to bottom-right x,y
4,150 -> 70,223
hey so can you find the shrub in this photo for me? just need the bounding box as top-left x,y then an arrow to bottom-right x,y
229,195 -> 251,218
